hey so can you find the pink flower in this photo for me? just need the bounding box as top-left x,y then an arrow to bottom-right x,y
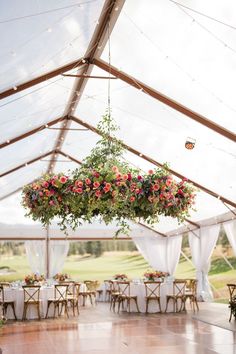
123,174 -> 128,180
93,171 -> 100,178
76,188 -> 83,194
42,181 -> 49,188
135,188 -> 140,194
166,179 -> 172,187
93,181 -> 100,189
39,192 -> 43,197
116,173 -> 122,179
45,190 -> 51,197
112,166 -> 119,173
105,183 -> 111,190
95,190 -> 102,198
75,180 -> 83,187
51,179 -> 57,187
85,178 -> 91,185
148,170 -> 154,175
130,196 -> 135,202
128,173 -> 132,181
153,184 -> 160,191
60,176 -> 68,184
137,175 -> 143,181
49,200 -> 55,206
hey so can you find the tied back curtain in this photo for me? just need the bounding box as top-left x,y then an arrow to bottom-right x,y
49,240 -> 69,278
25,240 -> 69,278
224,220 -> 236,255
132,235 -> 182,275
25,240 -> 46,275
188,224 -> 220,301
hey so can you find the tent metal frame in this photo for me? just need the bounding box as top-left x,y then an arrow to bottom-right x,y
0,0 -> 235,234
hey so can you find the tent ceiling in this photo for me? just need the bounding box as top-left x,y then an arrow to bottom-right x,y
0,0 -> 235,238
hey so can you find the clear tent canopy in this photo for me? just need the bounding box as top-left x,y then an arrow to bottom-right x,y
0,0 -> 235,239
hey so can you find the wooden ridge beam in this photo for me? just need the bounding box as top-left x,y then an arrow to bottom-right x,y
93,58 -> 236,143
70,115 -> 236,208
0,59 -> 85,100
0,116 -> 66,150
48,0 -> 125,173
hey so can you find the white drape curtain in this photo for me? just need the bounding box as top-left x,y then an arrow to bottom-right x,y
224,220 -> 236,256
49,240 -> 69,278
25,240 -> 69,278
132,235 -> 182,275
188,224 -> 220,301
25,240 -> 46,275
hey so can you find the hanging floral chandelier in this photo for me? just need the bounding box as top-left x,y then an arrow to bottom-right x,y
22,112 -> 196,235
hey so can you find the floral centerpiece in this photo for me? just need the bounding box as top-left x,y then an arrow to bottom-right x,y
22,112 -> 196,236
114,274 -> 128,280
24,273 -> 45,285
144,270 -> 169,281
53,273 -> 69,282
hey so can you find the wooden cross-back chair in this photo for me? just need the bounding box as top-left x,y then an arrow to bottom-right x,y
184,279 -> 199,312
117,281 -> 140,313
0,285 -> 17,320
46,284 -> 69,318
80,280 -> 99,306
144,281 -> 163,313
67,282 -> 81,316
165,280 -> 187,313
110,281 -> 121,312
22,285 -> 41,320
227,283 -> 236,321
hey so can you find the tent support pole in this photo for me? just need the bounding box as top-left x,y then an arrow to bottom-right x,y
46,226 -> 50,279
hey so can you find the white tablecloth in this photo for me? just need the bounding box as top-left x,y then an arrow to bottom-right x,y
4,284 -> 87,320
97,281 -> 175,313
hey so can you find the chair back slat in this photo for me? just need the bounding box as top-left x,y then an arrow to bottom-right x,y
144,281 -> 162,297
117,281 -> 130,296
227,284 -> 236,302
173,280 -> 186,296
22,285 -> 41,302
54,284 -> 69,300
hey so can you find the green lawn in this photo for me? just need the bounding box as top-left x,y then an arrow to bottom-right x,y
0,252 -> 235,301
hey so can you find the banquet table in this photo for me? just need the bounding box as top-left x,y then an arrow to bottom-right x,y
97,281 -> 175,313
4,283 -> 87,320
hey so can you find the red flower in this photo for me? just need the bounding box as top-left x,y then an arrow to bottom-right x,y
116,173 -> 122,179
39,191 -> 43,197
123,174 -> 128,180
137,175 -> 142,181
130,196 -> 135,202
93,181 -> 100,189
60,176 -> 68,184
128,173 -> 132,181
85,178 -> 91,185
93,171 -> 100,178
148,170 -> 154,175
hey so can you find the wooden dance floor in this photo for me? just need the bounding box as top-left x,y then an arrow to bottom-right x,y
1,302 -> 236,354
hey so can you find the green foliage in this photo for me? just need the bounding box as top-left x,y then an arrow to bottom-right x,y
22,112 -> 196,236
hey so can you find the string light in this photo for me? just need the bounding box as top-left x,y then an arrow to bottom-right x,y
47,28 -> 52,33
13,86 -> 17,91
